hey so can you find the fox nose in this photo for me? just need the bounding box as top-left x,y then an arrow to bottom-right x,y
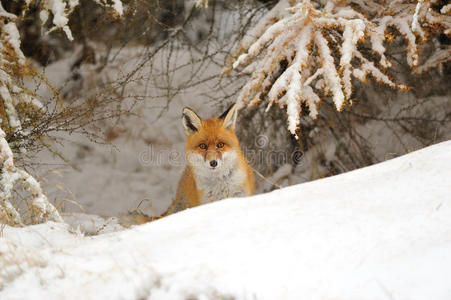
210,160 -> 218,168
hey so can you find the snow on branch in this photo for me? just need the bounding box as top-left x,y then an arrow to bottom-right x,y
194,0 -> 209,9
228,0 -> 450,135
1,128 -> 63,225
38,0 -> 123,41
0,0 -> 123,225
0,6 -> 48,150
0,14 -> 60,224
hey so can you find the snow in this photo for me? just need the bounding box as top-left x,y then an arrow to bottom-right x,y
1,140 -> 451,299
111,0 -> 123,16
0,85 -> 21,132
38,0 -> 123,40
62,213 -> 123,235
0,22 -> 26,132
1,128 -> 63,226
194,0 -> 208,9
411,0 -> 423,34
441,4 -> 451,14
3,23 -> 24,62
315,31 -> 345,111
0,2 -> 16,20
45,0 -> 76,40
230,0 -> 447,135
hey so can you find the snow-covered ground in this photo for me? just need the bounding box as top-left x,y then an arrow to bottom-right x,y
1,140 -> 450,299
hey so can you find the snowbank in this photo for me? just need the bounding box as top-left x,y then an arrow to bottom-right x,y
1,141 -> 451,299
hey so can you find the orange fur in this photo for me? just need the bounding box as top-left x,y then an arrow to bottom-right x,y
166,106 -> 254,215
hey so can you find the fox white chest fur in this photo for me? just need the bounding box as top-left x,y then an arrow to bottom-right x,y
188,151 -> 247,204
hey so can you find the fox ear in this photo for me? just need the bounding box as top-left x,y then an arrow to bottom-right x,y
182,107 -> 202,135
220,103 -> 238,130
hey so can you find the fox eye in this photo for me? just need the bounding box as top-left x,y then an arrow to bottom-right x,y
217,142 -> 224,148
199,143 -> 207,150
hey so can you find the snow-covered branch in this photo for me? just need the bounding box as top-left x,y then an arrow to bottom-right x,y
0,15 -> 60,224
229,0 -> 450,135
40,0 -> 123,41
0,0 -> 123,225
194,0 -> 209,9
1,128 -> 63,225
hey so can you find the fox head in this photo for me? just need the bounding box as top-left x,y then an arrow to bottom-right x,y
182,104 -> 241,174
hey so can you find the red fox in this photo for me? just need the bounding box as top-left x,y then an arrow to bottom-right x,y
166,104 -> 255,214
